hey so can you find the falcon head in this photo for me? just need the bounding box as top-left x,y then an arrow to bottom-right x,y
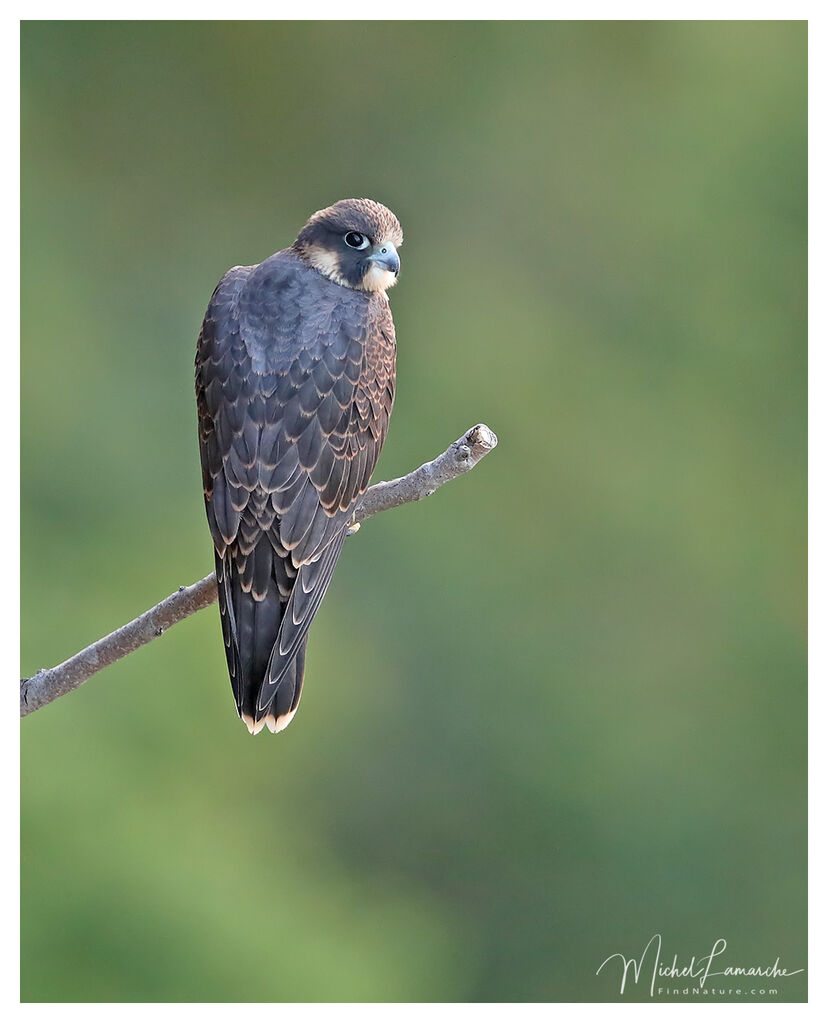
293,198 -> 403,293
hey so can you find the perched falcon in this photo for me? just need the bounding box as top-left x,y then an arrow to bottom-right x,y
195,199 -> 402,734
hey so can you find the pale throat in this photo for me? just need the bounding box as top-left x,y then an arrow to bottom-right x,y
302,245 -> 397,293
361,263 -> 398,292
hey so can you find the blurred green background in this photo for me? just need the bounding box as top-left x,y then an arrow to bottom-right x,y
21,21 -> 806,1002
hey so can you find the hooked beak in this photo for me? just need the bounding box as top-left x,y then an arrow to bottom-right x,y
368,240 -> 400,276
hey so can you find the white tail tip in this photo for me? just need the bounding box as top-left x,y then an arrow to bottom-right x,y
242,708 -> 299,735
241,714 -> 267,735
265,707 -> 298,734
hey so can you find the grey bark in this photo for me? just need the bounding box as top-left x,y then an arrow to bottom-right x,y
20,423 -> 498,717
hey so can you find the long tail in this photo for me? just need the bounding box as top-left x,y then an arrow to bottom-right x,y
214,542 -> 307,735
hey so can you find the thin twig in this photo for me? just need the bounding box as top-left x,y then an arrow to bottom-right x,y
20,423 -> 498,717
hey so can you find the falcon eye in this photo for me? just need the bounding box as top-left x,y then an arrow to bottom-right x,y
344,231 -> 369,250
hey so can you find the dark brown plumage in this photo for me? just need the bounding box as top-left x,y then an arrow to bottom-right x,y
195,199 -> 402,734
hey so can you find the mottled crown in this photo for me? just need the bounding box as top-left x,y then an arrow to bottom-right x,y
296,198 -> 403,248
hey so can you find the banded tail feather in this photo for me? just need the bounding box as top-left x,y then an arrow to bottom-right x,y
214,529 -> 346,734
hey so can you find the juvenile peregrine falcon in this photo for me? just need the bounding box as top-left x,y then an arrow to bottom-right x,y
195,199 -> 402,734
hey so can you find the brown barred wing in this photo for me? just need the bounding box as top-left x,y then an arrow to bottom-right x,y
245,282 -> 397,708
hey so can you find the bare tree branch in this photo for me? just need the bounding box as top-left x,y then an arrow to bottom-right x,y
20,423 -> 498,717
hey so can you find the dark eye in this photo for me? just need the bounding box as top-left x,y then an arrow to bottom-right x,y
344,231 -> 369,250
